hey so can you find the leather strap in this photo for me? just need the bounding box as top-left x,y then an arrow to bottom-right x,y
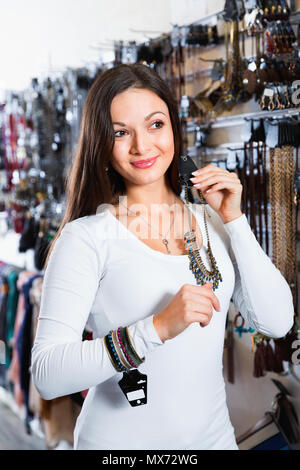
262,143 -> 270,256
256,142 -> 263,247
248,141 -> 257,237
242,143 -> 249,218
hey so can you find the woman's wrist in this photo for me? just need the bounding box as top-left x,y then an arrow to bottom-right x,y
221,211 -> 243,224
153,313 -> 168,343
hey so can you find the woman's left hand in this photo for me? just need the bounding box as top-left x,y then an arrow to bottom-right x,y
189,164 -> 243,224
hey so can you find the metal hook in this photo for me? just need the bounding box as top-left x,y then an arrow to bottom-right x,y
198,56 -> 224,63
226,146 -> 246,151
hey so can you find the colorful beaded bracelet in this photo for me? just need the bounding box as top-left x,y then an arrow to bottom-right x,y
111,329 -> 132,371
104,332 -> 127,372
116,327 -> 139,369
123,326 -> 145,365
104,326 -> 145,373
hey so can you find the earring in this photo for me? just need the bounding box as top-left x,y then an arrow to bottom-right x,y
105,166 -> 109,172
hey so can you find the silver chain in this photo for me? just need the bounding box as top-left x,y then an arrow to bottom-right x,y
119,197 -> 177,254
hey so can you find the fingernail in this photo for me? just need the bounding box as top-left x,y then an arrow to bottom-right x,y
191,171 -> 199,175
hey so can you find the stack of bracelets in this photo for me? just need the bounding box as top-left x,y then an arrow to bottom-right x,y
104,326 -> 145,372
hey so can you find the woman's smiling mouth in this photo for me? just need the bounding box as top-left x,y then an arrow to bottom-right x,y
130,156 -> 159,168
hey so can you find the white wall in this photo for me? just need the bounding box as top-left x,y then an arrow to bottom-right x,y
170,0 -> 223,24
0,0 -> 172,93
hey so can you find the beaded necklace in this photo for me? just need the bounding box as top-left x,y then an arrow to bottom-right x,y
182,183 -> 223,291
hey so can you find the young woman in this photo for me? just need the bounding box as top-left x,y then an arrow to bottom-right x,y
31,64 -> 294,450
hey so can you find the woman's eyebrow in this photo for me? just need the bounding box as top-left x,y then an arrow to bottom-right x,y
112,111 -> 166,126
145,111 -> 166,121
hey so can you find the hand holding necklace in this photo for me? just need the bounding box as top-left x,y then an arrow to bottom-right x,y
189,164 -> 243,224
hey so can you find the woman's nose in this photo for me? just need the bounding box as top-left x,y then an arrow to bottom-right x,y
130,131 -> 152,155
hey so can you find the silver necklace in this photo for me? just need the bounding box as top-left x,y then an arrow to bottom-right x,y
120,197 -> 177,254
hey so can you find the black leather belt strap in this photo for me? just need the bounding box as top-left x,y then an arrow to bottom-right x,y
256,142 -> 263,247
248,141 -> 257,238
262,143 -> 270,256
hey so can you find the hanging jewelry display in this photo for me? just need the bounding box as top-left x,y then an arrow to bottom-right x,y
250,139 -> 299,378
269,145 -> 297,303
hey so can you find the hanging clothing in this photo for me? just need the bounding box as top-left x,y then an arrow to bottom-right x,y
0,266 -> 9,387
0,266 -> 9,343
31,204 -> 294,450
7,270 -> 38,409
5,270 -> 19,368
17,273 -> 43,432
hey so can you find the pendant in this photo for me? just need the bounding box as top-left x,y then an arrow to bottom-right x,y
163,239 -> 171,254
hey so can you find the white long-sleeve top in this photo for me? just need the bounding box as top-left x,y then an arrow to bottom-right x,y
31,202 -> 294,450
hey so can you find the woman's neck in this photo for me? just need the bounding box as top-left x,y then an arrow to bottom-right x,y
121,184 -> 178,207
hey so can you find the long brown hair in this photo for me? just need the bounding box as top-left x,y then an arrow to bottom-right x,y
44,63 -> 183,270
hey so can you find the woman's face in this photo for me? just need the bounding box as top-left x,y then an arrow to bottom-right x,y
110,88 -> 175,188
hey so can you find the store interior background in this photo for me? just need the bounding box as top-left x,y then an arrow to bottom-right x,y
0,0 -> 300,445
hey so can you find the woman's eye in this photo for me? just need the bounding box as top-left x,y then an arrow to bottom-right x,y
114,130 -> 127,137
150,120 -> 164,129
114,121 -> 164,137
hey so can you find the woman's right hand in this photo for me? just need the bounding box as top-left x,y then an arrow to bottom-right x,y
153,282 -> 221,342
